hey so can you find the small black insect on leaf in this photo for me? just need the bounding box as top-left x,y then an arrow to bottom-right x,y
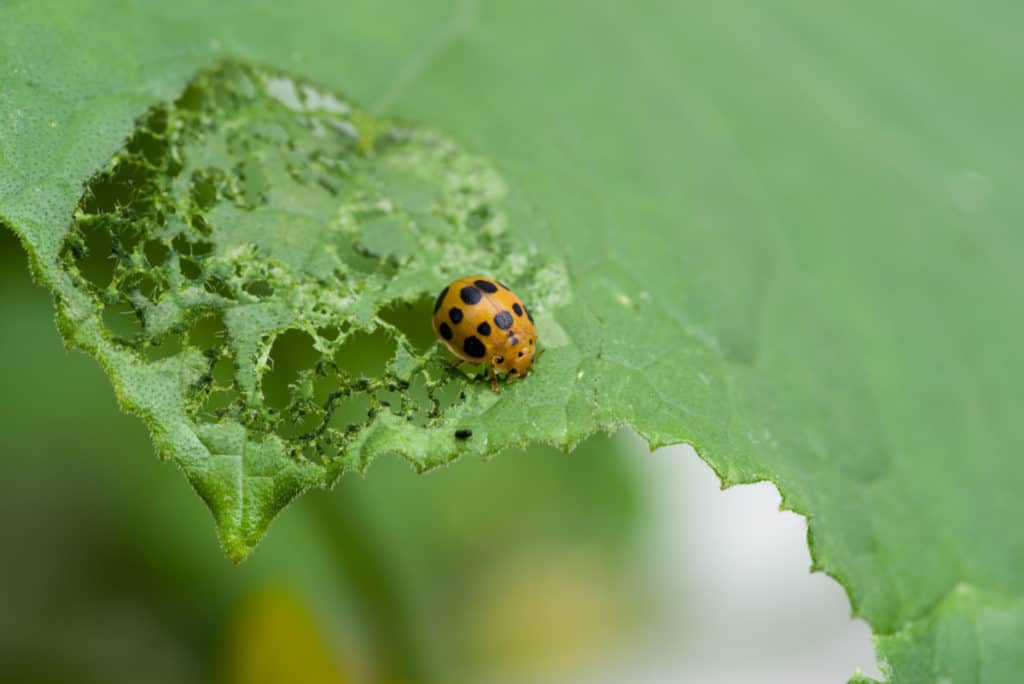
454,428 -> 473,440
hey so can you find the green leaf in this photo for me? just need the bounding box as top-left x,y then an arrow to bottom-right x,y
2,1 -> 1021,681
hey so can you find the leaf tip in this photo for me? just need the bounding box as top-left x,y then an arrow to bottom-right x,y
219,527 -> 259,565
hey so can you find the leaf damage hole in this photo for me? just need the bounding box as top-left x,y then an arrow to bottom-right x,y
405,372 -> 433,426
378,295 -> 437,353
263,329 -> 320,411
374,388 -> 405,417
243,279 -> 274,298
432,379 -> 464,415
328,393 -> 373,432
71,221 -> 116,290
102,300 -> 143,343
187,310 -> 228,351
334,328 -> 396,380
199,356 -> 241,419
143,334 -> 182,362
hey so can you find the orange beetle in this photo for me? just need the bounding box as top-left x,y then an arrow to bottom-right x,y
432,276 -> 538,392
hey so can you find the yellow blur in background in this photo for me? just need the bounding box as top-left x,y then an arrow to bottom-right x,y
220,587 -> 354,684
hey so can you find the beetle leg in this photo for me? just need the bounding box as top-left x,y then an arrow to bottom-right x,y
489,365 -> 500,393
449,358 -> 465,368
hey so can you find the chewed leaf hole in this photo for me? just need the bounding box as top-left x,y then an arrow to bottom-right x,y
432,379 -> 464,414
379,296 -> 437,353
335,328 -> 395,379
243,280 -> 274,298
144,334 -> 182,362
187,311 -> 227,350
406,373 -> 433,426
211,356 -> 235,385
263,329 -> 319,410
317,325 -> 341,342
313,371 -> 341,405
143,239 -> 166,264
103,301 -> 143,342
75,222 -> 115,289
179,256 -> 202,279
375,389 -> 405,417
201,385 -> 241,420
329,393 -> 373,431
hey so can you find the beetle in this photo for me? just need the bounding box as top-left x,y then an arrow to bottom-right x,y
432,276 -> 538,392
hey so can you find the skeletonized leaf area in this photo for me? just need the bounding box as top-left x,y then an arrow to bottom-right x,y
56,62 -> 567,560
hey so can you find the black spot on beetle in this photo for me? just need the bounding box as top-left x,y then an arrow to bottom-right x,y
512,302 -> 523,316
460,286 -> 482,305
474,279 -> 498,293
463,336 -> 486,358
434,286 -> 448,313
455,428 -> 473,440
449,307 -> 463,324
509,335 -> 519,346
477,321 -> 491,335
494,310 -> 514,329
439,322 -> 453,340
